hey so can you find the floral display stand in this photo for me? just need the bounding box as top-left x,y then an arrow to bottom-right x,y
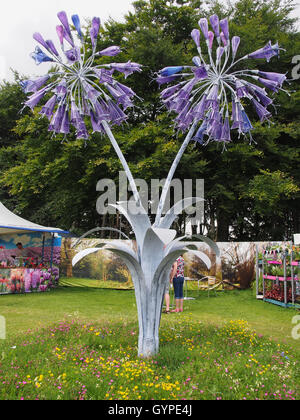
0,267 -> 59,295
256,244 -> 300,308
0,202 -> 67,296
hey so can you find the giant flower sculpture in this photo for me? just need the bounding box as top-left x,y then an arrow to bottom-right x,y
22,12 -> 286,358
22,11 -> 217,358
21,11 -> 141,141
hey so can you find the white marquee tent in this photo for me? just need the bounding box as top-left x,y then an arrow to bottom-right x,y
0,202 -> 70,235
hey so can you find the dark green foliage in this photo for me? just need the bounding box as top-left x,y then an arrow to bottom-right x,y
0,0 -> 299,241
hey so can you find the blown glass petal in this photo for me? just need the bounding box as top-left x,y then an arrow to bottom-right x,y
99,46 -> 121,57
220,18 -> 229,40
191,29 -> 200,47
199,18 -> 209,39
71,14 -> 83,39
209,14 -> 220,38
57,11 -> 73,39
90,17 -> 101,48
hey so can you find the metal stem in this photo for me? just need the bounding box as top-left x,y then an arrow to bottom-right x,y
154,120 -> 198,227
102,120 -> 142,206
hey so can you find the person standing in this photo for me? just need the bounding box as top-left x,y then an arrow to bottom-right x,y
163,272 -> 171,314
171,255 -> 185,313
163,267 -> 175,314
15,243 -> 27,257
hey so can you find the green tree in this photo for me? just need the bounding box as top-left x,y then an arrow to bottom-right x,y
0,0 -> 299,242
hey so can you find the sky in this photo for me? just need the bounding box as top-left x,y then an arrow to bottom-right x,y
0,0 -> 135,81
0,0 -> 299,82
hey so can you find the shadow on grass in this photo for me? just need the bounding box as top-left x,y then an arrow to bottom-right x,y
57,286 -> 134,296
59,279 -> 134,292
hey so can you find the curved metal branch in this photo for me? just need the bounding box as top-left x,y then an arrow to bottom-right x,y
72,227 -> 130,249
109,201 -> 151,257
158,197 -> 204,230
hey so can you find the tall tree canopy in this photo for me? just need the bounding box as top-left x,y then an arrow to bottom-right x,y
0,0 -> 299,241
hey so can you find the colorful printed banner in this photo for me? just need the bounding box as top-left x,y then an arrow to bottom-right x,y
0,267 -> 59,295
60,239 -> 298,294
0,232 -> 61,265
0,232 -> 62,295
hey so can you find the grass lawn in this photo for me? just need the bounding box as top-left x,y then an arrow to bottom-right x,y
0,279 -> 299,400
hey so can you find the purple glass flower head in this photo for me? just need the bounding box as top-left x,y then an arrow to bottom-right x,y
257,71 -> 286,86
248,41 -> 282,62
199,18 -> 209,40
25,88 -> 48,110
252,99 -> 272,122
33,32 -> 50,51
208,31 -> 215,50
232,36 -> 241,58
22,11 -> 141,140
46,40 -> 59,57
220,32 -> 228,47
56,25 -> 64,45
209,15 -> 220,39
90,17 -> 101,48
191,29 -> 201,47
99,46 -> 122,57
30,46 -> 54,65
71,14 -> 83,39
220,19 -> 229,40
40,95 -> 57,120
57,11 -> 73,43
65,47 -> 80,63
110,61 -> 142,78
156,13 -> 287,145
160,66 -> 184,77
20,75 -> 50,93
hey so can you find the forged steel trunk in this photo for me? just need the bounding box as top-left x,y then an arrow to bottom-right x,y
136,275 -> 167,358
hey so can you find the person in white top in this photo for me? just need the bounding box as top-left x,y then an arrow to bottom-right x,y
13,243 -> 28,258
171,256 -> 185,313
